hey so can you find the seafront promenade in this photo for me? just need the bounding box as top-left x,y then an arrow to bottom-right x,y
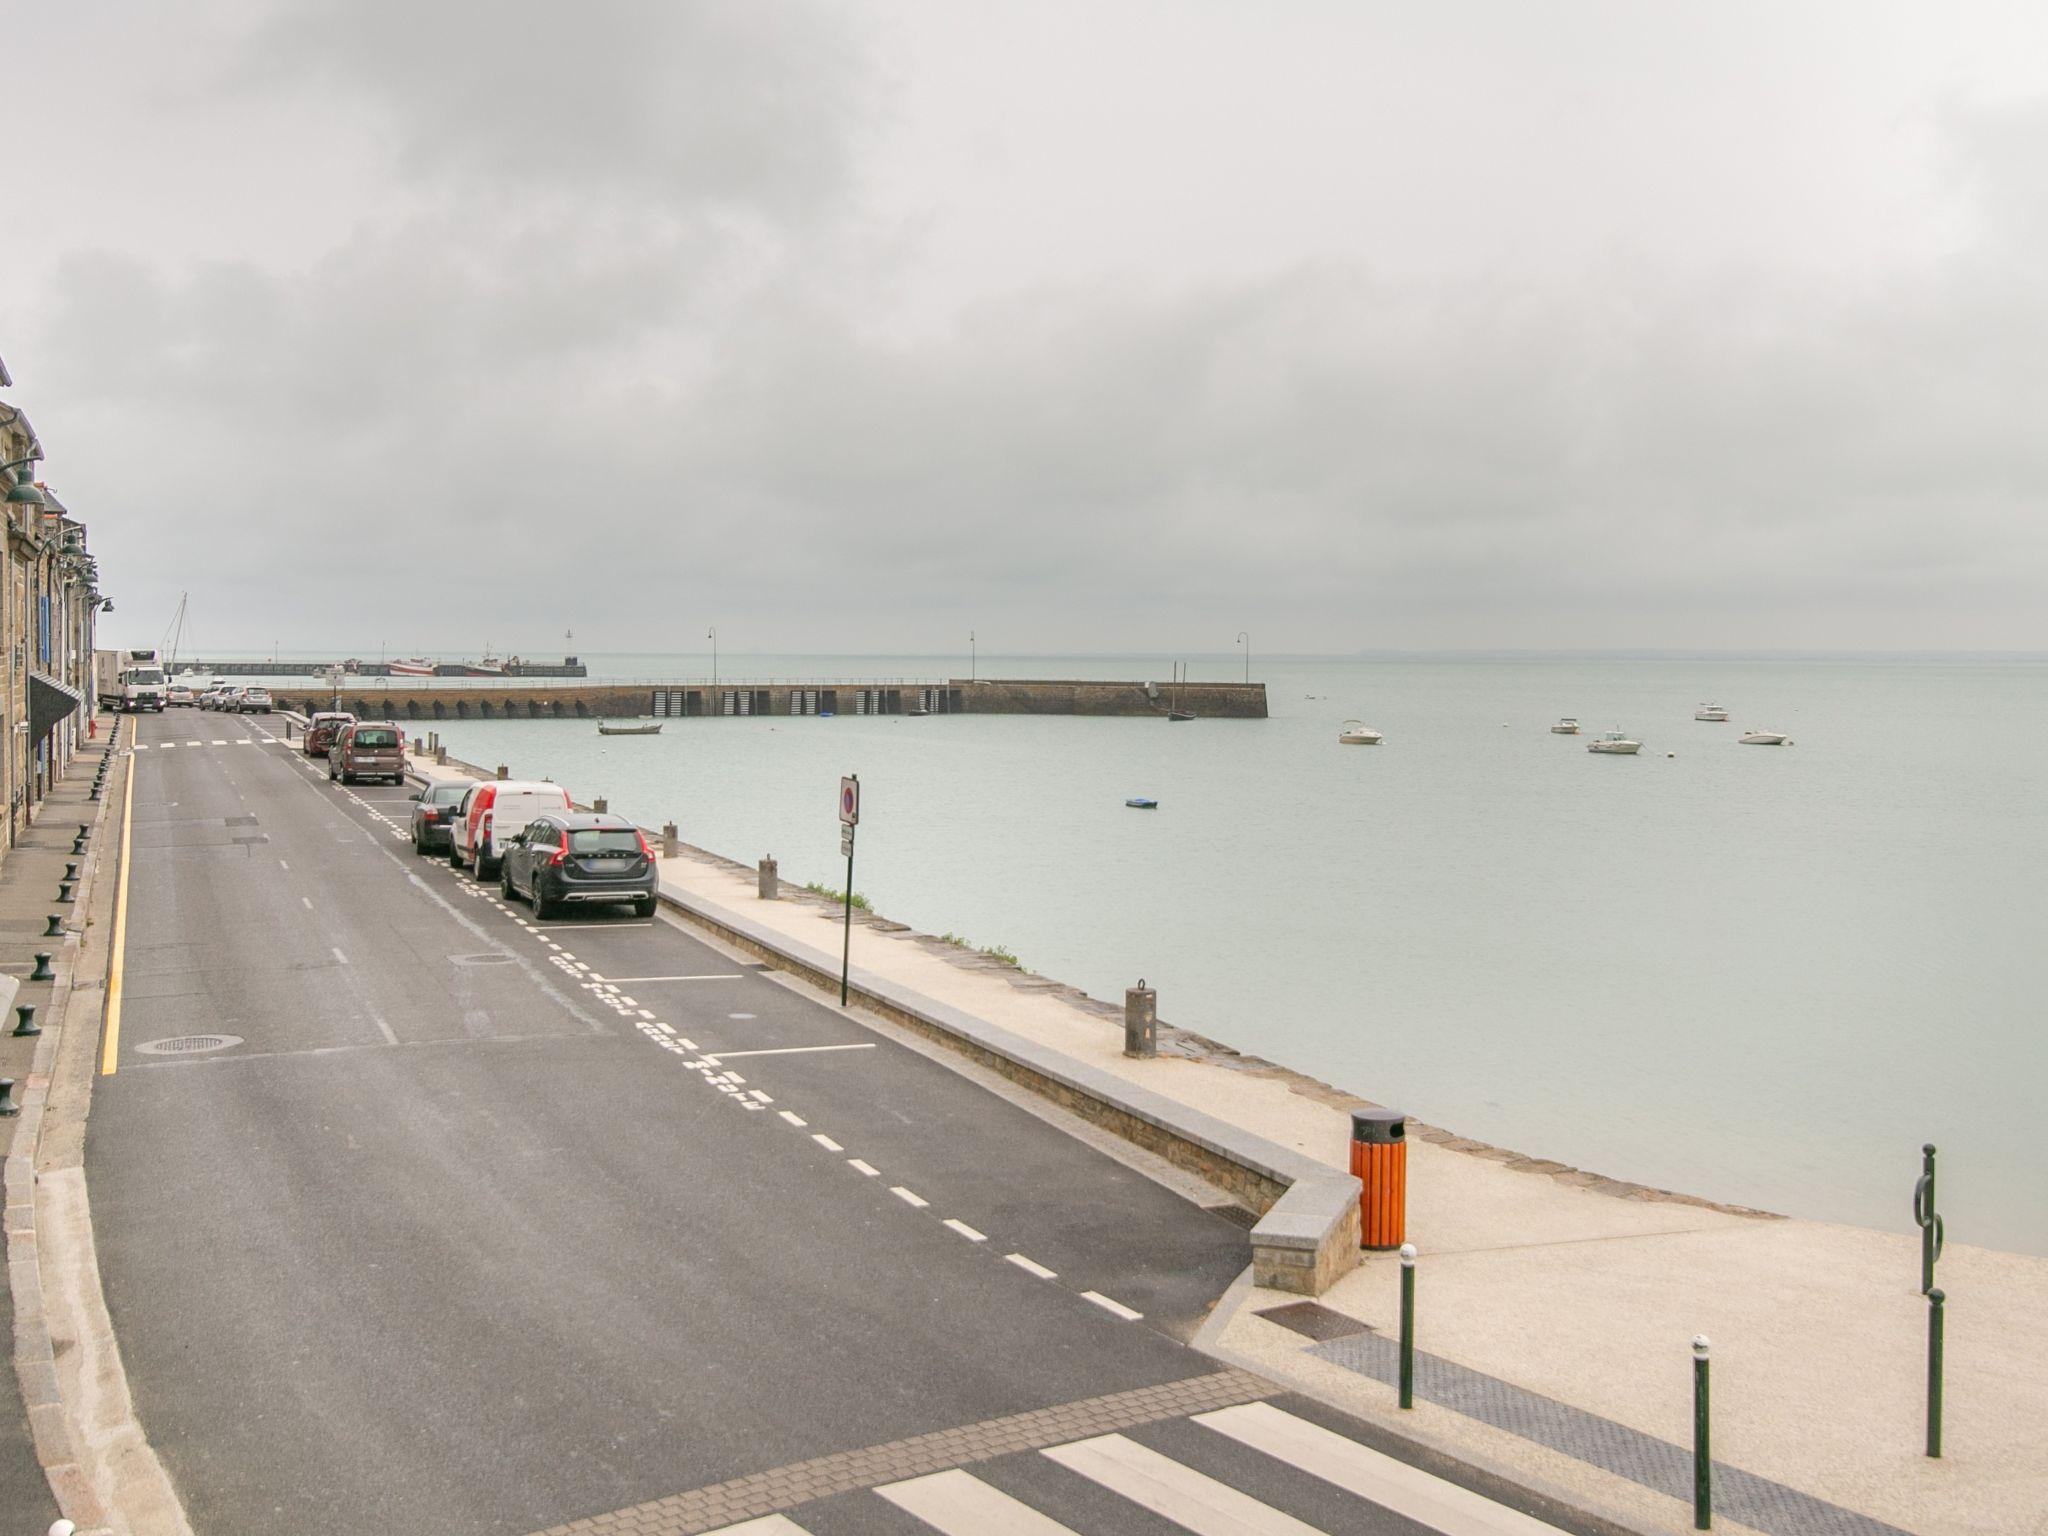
403,743 -> 2045,1536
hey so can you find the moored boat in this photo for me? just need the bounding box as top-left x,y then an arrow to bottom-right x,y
1338,719 -> 1383,744
1588,731 -> 1641,754
1125,796 -> 1158,809
387,657 -> 434,677
1739,729 -> 1789,745
597,722 -> 662,736
1695,703 -> 1730,722
1550,717 -> 1580,734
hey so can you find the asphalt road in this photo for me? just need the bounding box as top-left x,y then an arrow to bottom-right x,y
84,709 -> 1570,1536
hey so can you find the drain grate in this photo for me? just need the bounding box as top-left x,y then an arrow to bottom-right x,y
136,1034 -> 244,1056
1256,1301 -> 1374,1342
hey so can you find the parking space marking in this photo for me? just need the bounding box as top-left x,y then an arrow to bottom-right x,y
600,974 -> 745,983
891,1186 -> 929,1209
811,1133 -> 844,1152
847,1159 -> 879,1177
701,1044 -> 875,1063
1006,1253 -> 1058,1280
777,1111 -> 807,1127
942,1219 -> 988,1243
1081,1291 -> 1144,1321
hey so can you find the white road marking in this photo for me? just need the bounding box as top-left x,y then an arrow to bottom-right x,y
777,1110 -> 807,1127
638,1009 -> 657,1020
528,921 -> 654,930
370,1015 -> 399,1046
1196,1402 -> 1571,1536
1043,1434 -> 1314,1535
811,1133 -> 844,1152
134,744 -> 150,751
701,1043 -> 875,1063
211,740 -> 226,745
675,1036 -> 696,1049
728,1011 -> 756,1020
890,1186 -> 929,1209
847,1158 -> 879,1176
748,1089 -> 772,1103
279,859 -> 289,870
1079,1291 -> 1144,1321
301,897 -> 313,910
943,1219 -> 987,1242
186,740 -> 201,746
601,973 -> 744,983
331,946 -> 349,964
1006,1253 -> 1058,1280
877,1468 -> 1081,1534
696,1515 -> 813,1535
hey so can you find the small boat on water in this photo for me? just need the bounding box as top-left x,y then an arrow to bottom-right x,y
597,722 -> 663,736
1695,703 -> 1730,722
387,657 -> 434,677
1338,720 -> 1383,745
1550,717 -> 1580,734
1125,796 -> 1159,810
1588,731 -> 1642,754
1739,729 -> 1789,745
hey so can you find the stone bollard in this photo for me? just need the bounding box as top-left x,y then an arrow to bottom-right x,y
758,857 -> 779,899
592,797 -> 609,813
30,953 -> 54,981
496,763 -> 508,780
413,737 -> 423,754
12,1006 -> 36,1038
662,822 -> 679,858
1124,979 -> 1158,1058
435,745 -> 447,766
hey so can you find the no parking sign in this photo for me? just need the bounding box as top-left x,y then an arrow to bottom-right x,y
839,775 -> 860,826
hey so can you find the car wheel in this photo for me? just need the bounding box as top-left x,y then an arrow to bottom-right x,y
633,896 -> 657,919
500,864 -> 518,902
476,855 -> 497,881
327,762 -> 336,780
533,886 -> 556,921
449,841 -> 463,870
412,831 -> 423,856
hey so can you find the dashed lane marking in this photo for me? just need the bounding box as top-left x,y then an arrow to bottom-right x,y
943,1219 -> 988,1243
891,1186 -> 929,1209
599,973 -> 745,983
811,1133 -> 844,1152
1081,1291 -> 1144,1322
702,1043 -> 876,1063
848,1159 -> 879,1177
1006,1253 -> 1058,1280
301,897 -> 313,910
331,946 -> 349,965
778,1111 -> 807,1127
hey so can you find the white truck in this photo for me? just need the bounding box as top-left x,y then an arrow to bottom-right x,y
93,649 -> 168,712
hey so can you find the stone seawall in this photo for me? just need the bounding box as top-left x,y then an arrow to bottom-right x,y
271,677 -> 1267,721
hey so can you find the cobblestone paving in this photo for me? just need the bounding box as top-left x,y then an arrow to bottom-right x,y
1310,1333 -> 1912,1536
531,1370 -> 1271,1536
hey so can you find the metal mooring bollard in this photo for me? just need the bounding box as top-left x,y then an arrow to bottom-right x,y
1399,1243 -> 1417,1409
1914,1144 -> 1943,1295
43,915 -> 64,938
1926,1288 -> 1945,1458
757,856 -> 778,898
57,882 -> 74,904
1124,979 -> 1157,1058
12,1006 -> 36,1038
78,824 -> 90,840
30,953 -> 54,981
64,862 -> 79,881
71,837 -> 86,855
1692,1336 -> 1712,1529
0,1079 -> 17,1118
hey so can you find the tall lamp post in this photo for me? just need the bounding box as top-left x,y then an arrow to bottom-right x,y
1236,631 -> 1249,684
708,626 -> 717,691
970,630 -> 976,682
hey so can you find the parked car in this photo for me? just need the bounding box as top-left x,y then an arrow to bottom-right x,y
239,686 -> 273,714
500,813 -> 658,919
302,712 -> 355,756
196,687 -> 221,710
213,686 -> 248,712
409,778 -> 479,855
448,779 -> 573,879
327,721 -> 406,785
166,684 -> 194,707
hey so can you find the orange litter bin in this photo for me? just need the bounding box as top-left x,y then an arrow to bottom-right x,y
1350,1108 -> 1407,1249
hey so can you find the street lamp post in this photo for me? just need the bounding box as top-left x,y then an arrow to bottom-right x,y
970,630 -> 976,682
1236,631 -> 1249,684
708,626 -> 717,691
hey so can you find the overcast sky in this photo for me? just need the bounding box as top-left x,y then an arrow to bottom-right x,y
7,1 -> 2046,657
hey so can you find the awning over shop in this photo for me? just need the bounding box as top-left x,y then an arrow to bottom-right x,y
29,671 -> 83,744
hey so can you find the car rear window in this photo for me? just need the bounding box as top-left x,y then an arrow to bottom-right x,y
428,782 -> 472,804
569,829 -> 642,855
352,728 -> 399,748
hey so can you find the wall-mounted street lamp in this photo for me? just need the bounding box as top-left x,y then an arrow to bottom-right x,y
707,626 -> 717,691
4,458 -> 45,508
1236,631 -> 1250,684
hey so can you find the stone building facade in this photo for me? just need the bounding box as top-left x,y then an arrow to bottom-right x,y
1,358 -> 102,861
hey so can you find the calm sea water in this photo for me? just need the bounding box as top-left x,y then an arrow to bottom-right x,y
269,651 -> 2045,1254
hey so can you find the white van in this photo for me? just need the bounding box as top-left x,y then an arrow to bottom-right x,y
448,780 -> 574,879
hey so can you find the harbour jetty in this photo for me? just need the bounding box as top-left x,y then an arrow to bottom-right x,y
182,656 -> 587,678
266,676 -> 1268,721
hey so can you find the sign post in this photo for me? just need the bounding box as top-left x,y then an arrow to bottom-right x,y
838,775 -> 859,1006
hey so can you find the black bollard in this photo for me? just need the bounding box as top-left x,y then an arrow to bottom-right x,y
11,1006 -> 36,1038
43,915 -> 64,937
78,824 -> 89,840
0,1080 -> 17,1117
56,882 -> 74,904
71,838 -> 86,855
64,862 -> 80,881
29,953 -> 53,981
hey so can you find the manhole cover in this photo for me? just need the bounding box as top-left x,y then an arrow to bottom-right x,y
136,1034 -> 244,1056
450,953 -> 516,967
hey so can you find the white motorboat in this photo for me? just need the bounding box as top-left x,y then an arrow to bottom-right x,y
1550,717 -> 1580,734
1588,731 -> 1641,754
1739,729 -> 1789,745
1338,720 -> 1383,745
1695,703 -> 1730,721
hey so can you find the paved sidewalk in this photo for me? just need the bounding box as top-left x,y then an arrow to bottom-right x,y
404,745 -> 2048,1536
0,723 -> 115,1531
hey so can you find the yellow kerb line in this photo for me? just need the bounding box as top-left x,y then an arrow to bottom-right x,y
100,754 -> 135,1076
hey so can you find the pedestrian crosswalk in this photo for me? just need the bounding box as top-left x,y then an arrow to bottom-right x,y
701,1401 -> 1568,1536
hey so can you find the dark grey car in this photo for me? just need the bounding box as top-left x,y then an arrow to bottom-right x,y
499,813 -> 657,919
409,778 -> 479,855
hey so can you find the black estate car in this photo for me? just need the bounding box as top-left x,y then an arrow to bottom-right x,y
409,778 -> 479,855
498,813 -> 658,919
